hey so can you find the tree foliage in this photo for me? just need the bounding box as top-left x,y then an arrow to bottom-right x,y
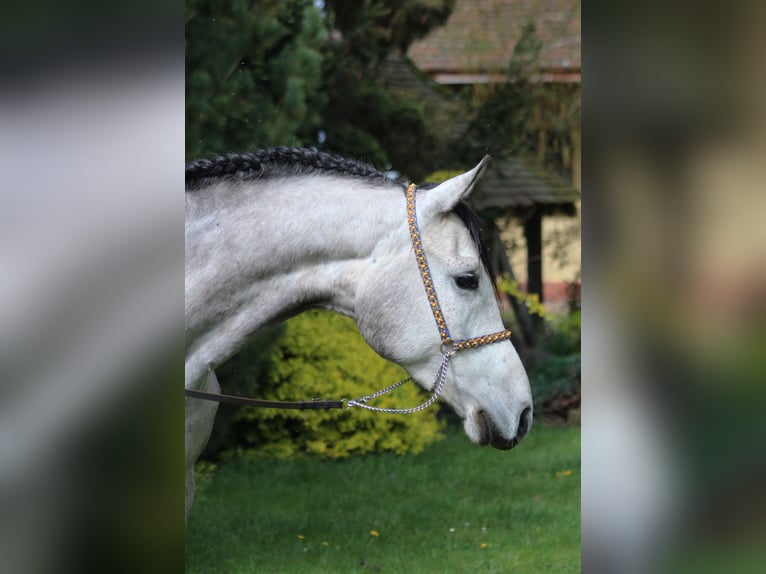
186,0 -> 455,179
317,0 -> 455,179
186,0 -> 327,158
327,0 -> 455,56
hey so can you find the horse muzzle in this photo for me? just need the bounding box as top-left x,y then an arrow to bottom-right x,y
472,406 -> 533,450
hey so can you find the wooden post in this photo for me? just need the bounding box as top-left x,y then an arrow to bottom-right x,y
523,207 -> 544,345
534,102 -> 546,164
570,124 -> 581,191
486,218 -> 535,349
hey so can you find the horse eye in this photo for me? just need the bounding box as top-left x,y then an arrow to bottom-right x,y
455,272 -> 479,290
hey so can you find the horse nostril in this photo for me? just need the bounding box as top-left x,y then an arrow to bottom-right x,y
518,407 -> 532,441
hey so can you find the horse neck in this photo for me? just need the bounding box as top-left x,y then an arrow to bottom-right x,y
185,176 -> 404,373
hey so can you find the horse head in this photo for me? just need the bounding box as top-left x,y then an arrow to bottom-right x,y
354,157 -> 533,450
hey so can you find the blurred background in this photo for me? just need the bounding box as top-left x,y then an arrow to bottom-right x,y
584,2 -> 766,573
0,1 -> 184,573
1,0 -> 764,572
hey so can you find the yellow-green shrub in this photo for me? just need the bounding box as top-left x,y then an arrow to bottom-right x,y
217,310 -> 445,459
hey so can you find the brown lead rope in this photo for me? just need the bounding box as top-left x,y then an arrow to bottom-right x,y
183,350 -> 452,414
183,389 -> 345,410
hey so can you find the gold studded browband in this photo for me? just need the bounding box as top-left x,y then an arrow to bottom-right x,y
405,182 -> 512,353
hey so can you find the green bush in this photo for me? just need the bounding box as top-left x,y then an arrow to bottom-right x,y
529,353 -> 581,417
217,310 -> 445,459
531,311 -> 581,420
542,310 -> 581,355
204,323 -> 288,457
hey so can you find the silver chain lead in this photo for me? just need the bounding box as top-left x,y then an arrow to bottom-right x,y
346,350 -> 453,414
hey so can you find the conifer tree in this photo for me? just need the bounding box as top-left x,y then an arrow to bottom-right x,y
186,0 -> 327,158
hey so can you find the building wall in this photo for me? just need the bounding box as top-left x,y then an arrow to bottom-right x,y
500,201 -> 581,313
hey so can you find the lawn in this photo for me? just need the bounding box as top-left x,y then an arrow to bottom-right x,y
185,423 -> 580,573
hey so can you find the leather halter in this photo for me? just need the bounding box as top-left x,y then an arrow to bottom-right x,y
185,182 -> 511,411
404,183 -> 512,353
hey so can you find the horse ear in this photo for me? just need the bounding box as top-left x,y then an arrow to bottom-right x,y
419,155 -> 491,216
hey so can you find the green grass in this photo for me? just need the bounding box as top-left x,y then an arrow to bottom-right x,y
186,423 -> 580,573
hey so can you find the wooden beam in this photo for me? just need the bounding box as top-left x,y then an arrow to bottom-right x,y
486,219 -> 535,349
524,207 -> 544,345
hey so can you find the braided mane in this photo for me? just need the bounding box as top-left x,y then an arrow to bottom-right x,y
186,147 -> 392,190
186,147 -> 495,281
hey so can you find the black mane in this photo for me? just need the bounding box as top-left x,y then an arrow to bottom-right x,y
453,202 -> 497,288
185,147 -> 391,190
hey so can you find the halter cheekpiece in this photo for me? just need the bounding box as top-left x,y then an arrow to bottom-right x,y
404,183 -> 512,353
185,182 -> 512,413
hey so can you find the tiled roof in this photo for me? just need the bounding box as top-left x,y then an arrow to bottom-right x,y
472,156 -> 579,214
377,56 -> 578,213
408,0 -> 580,83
